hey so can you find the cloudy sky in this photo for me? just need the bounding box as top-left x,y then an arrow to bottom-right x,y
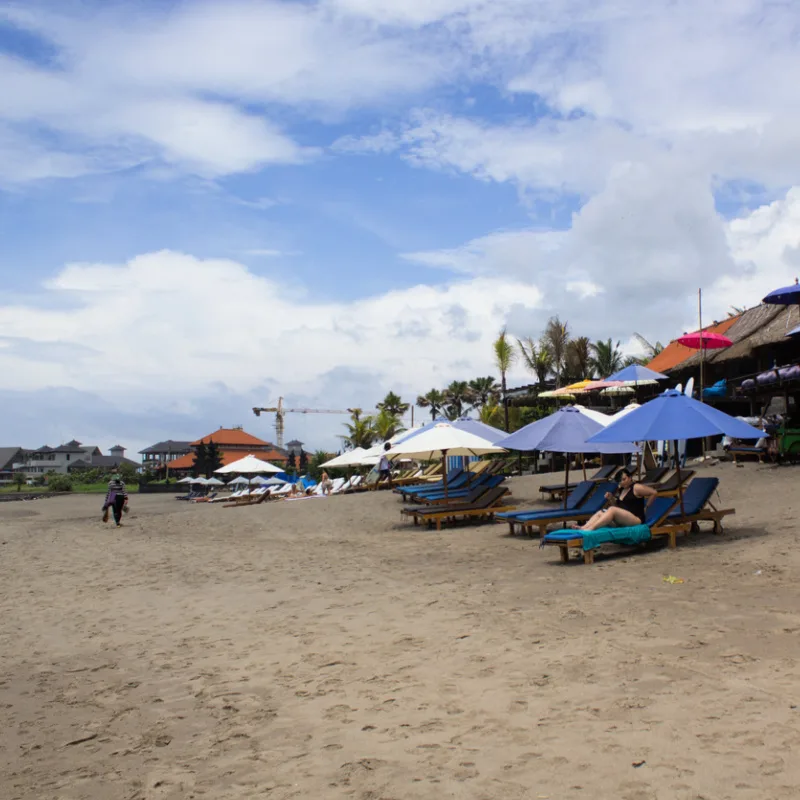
2,0 -> 800,455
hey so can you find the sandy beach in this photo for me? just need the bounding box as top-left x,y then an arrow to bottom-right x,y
2,463 -> 800,800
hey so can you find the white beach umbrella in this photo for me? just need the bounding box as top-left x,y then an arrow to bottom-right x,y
215,454 -> 283,474
610,402 -> 641,421
573,405 -> 612,426
177,476 -> 195,484
321,447 -> 367,468
191,477 -> 208,485
229,475 -> 251,485
386,423 -> 505,496
205,477 -> 224,486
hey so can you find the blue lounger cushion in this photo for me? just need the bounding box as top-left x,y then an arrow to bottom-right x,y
543,525 -> 652,551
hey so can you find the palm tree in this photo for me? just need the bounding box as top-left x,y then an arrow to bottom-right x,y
340,408 -> 376,450
518,336 -> 553,386
590,338 -> 624,378
469,376 -> 500,408
416,388 -> 446,420
376,390 -> 409,419
566,336 -> 593,380
542,316 -> 570,387
373,409 -> 401,441
444,380 -> 472,419
493,329 -> 517,431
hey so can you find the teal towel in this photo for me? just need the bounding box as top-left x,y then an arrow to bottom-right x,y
580,525 -> 651,551
546,525 -> 652,551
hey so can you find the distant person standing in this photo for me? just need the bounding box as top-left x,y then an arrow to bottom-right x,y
320,471 -> 333,495
102,473 -> 128,527
378,442 -> 393,487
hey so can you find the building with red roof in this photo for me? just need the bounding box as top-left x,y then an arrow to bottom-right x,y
167,427 -> 289,472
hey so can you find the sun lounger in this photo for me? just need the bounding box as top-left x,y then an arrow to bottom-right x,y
537,464 -> 619,500
728,445 -> 766,464
541,497 -> 690,564
402,477 -> 505,515
192,491 -> 218,503
408,474 -> 504,505
404,486 -> 516,531
497,481 -> 618,537
653,469 -> 695,496
497,480 -> 594,523
395,469 -> 466,499
224,487 -> 270,507
666,476 -> 735,533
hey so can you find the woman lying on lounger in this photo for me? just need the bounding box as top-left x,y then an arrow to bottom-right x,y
569,468 -> 657,530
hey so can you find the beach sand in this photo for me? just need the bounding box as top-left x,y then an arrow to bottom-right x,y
2,462 -> 800,799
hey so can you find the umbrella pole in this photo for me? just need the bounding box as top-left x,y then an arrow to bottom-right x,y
582,453 -> 587,481
674,439 -> 685,516
442,451 -> 448,498
564,454 -> 570,510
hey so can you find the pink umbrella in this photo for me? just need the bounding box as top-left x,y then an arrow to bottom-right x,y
677,331 -> 732,350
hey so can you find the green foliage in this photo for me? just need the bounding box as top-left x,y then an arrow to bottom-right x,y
13,473 -> 25,491
308,450 -> 332,480
416,389 -> 446,420
542,316 -> 570,387
206,439 -> 223,475
566,336 -> 593,380
192,442 -> 208,477
590,338 -> 624,378
443,380 -> 472,419
376,391 -> 409,418
298,448 -> 309,473
468,376 -> 500,408
192,439 -> 221,478
340,408 -> 376,450
48,474 -> 73,492
118,462 -> 138,484
374,409 -> 401,441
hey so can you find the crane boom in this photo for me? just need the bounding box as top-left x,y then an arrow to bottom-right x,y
252,397 -> 352,448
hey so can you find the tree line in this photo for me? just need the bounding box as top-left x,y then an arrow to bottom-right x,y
339,316 -> 663,449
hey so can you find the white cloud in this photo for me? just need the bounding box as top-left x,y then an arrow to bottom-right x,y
0,250 -> 542,406
405,179 -> 798,345
0,1 -> 453,183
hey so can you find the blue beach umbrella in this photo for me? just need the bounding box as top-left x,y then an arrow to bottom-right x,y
763,278 -> 800,305
588,389 -> 763,512
497,406 -> 638,508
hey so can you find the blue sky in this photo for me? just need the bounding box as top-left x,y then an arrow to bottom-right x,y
2,0 -> 800,455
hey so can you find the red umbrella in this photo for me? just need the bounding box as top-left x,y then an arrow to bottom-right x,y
677,331 -> 732,350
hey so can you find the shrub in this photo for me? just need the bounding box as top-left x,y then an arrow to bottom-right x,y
48,474 -> 73,493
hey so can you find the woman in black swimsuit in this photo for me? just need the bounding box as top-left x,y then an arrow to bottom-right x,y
578,468 -> 657,530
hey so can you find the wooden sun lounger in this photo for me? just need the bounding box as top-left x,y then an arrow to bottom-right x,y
543,498 -> 691,565
405,486 -> 515,531
538,464 -> 619,500
666,477 -> 735,534
223,489 -> 270,507
728,446 -> 766,464
653,469 -> 695,496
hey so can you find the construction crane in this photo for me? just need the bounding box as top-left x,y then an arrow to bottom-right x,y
252,397 -> 353,449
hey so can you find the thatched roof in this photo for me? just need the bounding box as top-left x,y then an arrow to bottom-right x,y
675,304 -> 800,369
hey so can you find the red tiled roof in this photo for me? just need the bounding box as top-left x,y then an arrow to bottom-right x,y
168,448 -> 289,470
647,316 -> 740,374
190,428 -> 270,447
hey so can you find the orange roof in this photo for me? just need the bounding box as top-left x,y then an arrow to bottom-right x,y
190,428 -> 270,447
647,316 -> 740,373
168,448 -> 289,470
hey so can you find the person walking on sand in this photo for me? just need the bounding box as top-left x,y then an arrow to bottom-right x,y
102,473 -> 129,527
377,442 -> 393,488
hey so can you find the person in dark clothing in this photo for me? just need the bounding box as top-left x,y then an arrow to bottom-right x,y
102,474 -> 129,527
573,468 -> 657,530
